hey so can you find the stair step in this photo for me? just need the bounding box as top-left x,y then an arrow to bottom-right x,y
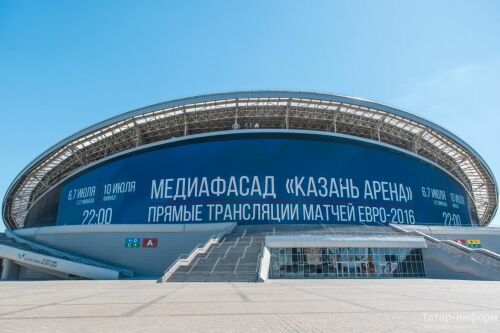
166,229 -> 262,282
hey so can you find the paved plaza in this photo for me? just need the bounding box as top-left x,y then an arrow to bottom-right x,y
0,279 -> 499,332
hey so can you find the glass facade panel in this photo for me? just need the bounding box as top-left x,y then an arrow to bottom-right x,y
269,247 -> 425,279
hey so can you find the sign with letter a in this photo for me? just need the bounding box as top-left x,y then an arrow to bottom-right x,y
142,238 -> 158,248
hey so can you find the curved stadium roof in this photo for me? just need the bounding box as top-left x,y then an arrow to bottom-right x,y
2,91 -> 498,229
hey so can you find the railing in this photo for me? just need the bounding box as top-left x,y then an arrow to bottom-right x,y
441,240 -> 500,260
389,224 -> 441,243
389,224 -> 500,259
158,223 -> 237,283
250,236 -> 265,278
389,223 -> 500,270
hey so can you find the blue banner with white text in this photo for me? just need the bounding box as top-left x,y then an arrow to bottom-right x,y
57,131 -> 474,226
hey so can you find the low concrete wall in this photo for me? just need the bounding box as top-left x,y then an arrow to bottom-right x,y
18,265 -> 65,280
14,223 -> 234,278
258,247 -> 271,282
423,247 -> 500,280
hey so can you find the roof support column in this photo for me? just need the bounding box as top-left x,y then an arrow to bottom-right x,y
183,109 -> 188,136
285,100 -> 290,129
1,259 -> 20,280
233,102 -> 239,129
134,120 -> 143,147
69,147 -> 84,166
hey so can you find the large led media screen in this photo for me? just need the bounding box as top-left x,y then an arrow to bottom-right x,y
50,131 -> 474,227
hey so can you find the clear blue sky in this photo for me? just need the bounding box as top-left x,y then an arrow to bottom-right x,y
1,0 -> 499,230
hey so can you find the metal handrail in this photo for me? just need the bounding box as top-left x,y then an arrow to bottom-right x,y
389,224 -> 500,257
158,223 -> 237,283
389,224 -> 441,243
441,240 -> 500,260
160,239 -> 216,283
389,224 -> 500,262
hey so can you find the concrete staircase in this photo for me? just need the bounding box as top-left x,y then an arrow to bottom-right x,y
165,224 -> 401,282
167,226 -> 265,282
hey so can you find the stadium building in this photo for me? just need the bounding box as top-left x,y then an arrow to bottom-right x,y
1,91 -> 499,281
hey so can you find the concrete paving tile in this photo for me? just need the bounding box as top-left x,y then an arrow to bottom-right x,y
0,279 -> 499,332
